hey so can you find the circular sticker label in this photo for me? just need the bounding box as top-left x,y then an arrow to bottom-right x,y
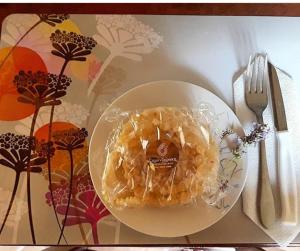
146,139 -> 179,169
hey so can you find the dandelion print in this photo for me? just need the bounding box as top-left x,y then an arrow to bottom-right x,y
0,14 -> 70,72
46,173 -> 110,244
86,65 -> 125,128
0,133 -> 46,235
0,187 -> 27,229
41,151 -> 88,185
38,14 -> 70,27
13,68 -> 72,244
13,70 -> 70,243
50,30 -> 97,63
15,101 -> 90,135
52,128 -> 88,243
88,15 -> 163,95
14,70 -> 71,108
47,32 -> 96,242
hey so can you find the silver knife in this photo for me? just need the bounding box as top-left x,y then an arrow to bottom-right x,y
268,62 -> 298,225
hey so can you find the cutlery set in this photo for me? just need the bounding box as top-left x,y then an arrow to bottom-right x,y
244,54 -> 298,228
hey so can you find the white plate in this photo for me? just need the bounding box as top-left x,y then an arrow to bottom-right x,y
89,80 -> 247,237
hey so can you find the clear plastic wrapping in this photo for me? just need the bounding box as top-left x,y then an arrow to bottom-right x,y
102,106 -> 221,209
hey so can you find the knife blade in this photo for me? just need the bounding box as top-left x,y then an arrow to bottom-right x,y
268,63 -> 288,131
268,62 -> 298,225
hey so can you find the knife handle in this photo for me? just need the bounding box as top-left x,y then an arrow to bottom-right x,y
277,130 -> 298,225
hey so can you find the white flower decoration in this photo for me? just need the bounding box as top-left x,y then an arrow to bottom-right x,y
88,15 -> 163,95
15,101 -> 90,135
54,102 -> 90,126
0,187 -> 27,228
94,15 -> 162,60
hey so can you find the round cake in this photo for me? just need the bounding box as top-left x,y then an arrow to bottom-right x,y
102,107 -> 219,208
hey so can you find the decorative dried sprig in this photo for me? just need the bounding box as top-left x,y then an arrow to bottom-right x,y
242,123 -> 270,145
221,123 -> 270,159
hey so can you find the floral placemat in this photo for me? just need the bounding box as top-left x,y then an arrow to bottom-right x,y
0,13 -> 165,245
0,13 -> 247,245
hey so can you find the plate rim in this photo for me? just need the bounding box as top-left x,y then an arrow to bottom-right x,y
89,80 -> 248,237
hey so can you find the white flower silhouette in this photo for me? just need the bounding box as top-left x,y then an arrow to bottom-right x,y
0,187 -> 27,228
88,15 -> 163,95
93,15 -> 162,60
54,102 -> 90,126
15,101 -> 90,135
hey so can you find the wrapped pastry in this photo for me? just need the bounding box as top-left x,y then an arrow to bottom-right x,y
102,107 -> 219,209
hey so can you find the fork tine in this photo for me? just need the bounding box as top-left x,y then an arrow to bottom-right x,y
262,54 -> 268,94
257,55 -> 263,93
244,54 -> 269,121
251,56 -> 259,93
246,55 -> 252,93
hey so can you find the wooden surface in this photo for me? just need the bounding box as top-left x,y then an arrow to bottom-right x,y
1,3 -> 300,38
0,3 -> 299,248
0,3 -> 300,33
1,3 -> 300,19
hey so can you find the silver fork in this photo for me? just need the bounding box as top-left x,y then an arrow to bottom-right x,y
245,54 -> 276,228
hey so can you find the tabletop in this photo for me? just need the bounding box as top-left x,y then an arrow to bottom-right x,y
1,4 -> 300,247
3,3 -> 300,18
